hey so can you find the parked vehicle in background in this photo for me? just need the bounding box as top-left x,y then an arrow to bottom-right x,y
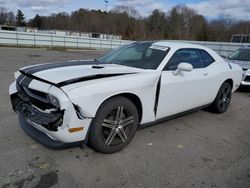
226,47 -> 250,86
9,41 -> 242,153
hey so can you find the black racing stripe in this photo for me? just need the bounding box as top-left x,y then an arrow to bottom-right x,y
57,73 -> 134,87
19,70 -> 56,86
19,70 -> 136,88
16,73 -> 26,85
23,61 -> 101,74
21,76 -> 33,87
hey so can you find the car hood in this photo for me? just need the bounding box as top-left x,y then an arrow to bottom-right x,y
19,60 -> 143,87
226,59 -> 250,70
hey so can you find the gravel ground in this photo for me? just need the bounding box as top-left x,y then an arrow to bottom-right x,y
0,47 -> 250,188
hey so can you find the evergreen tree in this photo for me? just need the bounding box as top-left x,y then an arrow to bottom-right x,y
16,9 -> 26,26
29,14 -> 42,28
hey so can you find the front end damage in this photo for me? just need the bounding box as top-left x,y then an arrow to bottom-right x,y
11,91 -> 64,132
9,79 -> 92,148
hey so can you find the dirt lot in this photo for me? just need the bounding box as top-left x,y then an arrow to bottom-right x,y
0,47 -> 250,188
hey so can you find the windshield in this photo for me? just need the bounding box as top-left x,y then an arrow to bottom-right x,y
228,48 -> 250,61
98,42 -> 169,70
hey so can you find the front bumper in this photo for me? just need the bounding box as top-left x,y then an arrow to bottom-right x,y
19,115 -> 83,149
9,81 -> 93,147
241,70 -> 250,86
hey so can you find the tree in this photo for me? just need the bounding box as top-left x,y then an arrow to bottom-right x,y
147,9 -> 166,39
12,4 -> 250,42
0,7 -> 15,25
16,9 -> 26,26
29,14 -> 42,28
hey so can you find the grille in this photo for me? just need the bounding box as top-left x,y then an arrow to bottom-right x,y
245,76 -> 250,82
16,83 -> 55,110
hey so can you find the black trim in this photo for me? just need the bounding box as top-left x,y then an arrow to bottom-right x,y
139,104 -> 210,129
22,60 -> 101,74
57,73 -> 133,87
19,115 -> 83,149
154,76 -> 161,116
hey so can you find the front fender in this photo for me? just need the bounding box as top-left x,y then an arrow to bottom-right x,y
64,72 -> 161,124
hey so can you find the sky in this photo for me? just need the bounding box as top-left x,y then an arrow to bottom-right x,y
0,0 -> 250,20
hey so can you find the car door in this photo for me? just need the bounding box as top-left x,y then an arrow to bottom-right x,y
156,48 -> 215,119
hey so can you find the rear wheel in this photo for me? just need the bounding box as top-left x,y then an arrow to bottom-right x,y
88,96 -> 139,154
210,82 -> 232,113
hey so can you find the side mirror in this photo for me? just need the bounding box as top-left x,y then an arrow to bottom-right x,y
173,63 -> 193,75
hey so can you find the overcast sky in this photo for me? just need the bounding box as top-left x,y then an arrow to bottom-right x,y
0,0 -> 249,20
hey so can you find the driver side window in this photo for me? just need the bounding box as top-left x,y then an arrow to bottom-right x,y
164,49 -> 204,70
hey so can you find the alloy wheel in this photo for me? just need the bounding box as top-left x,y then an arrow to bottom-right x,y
102,106 -> 134,146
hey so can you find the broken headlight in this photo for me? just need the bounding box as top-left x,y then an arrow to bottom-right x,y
48,94 -> 60,108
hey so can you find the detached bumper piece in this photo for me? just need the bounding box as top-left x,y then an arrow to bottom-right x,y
11,96 -> 63,131
19,115 -> 82,149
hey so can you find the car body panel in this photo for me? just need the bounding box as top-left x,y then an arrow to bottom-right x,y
9,41 -> 243,146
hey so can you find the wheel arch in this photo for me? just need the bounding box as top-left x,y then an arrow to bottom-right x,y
96,92 -> 143,123
224,78 -> 233,89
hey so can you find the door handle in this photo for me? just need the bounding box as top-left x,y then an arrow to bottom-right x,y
203,72 -> 208,76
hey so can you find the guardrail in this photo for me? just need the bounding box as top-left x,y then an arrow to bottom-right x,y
0,30 -> 132,49
0,30 -> 250,56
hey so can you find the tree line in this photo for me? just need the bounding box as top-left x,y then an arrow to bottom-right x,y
0,5 -> 250,42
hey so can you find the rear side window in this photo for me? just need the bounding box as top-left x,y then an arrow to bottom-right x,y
199,50 -> 215,67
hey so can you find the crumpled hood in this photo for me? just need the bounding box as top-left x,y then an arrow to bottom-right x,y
226,59 -> 250,70
19,60 -> 142,87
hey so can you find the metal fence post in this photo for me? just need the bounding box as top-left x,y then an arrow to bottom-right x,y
34,33 -> 36,47
16,31 -> 19,46
77,37 -> 79,48
64,36 -> 65,48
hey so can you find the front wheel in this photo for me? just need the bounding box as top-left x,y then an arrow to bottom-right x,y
209,82 -> 232,113
88,96 -> 139,154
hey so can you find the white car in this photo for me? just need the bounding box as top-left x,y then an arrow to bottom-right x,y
9,41 -> 242,153
225,47 -> 250,86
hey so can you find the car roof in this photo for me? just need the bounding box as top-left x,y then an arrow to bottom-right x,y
152,41 -> 208,50
133,40 -> 224,61
135,40 -> 211,50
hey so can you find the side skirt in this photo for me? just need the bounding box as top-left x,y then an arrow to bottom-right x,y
139,104 -> 210,129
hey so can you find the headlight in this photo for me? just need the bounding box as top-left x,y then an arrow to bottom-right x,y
48,94 -> 60,108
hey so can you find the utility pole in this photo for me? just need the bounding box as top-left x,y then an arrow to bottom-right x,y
104,0 -> 109,12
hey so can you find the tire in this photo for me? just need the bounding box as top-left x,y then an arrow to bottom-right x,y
209,82 -> 232,113
88,96 -> 139,154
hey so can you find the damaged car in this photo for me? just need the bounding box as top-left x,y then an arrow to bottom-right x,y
9,41 -> 242,153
